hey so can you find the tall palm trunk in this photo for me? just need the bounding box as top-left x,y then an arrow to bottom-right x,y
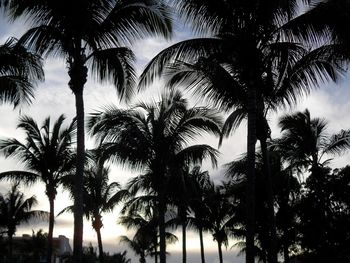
260,139 -> 278,263
159,196 -> 166,263
68,44 -> 88,262
198,224 -> 205,263
73,88 -> 85,263
95,226 -> 104,263
7,233 -> 13,262
182,217 -> 186,263
246,86 -> 257,263
154,239 -> 158,263
217,240 -> 223,263
47,195 -> 55,263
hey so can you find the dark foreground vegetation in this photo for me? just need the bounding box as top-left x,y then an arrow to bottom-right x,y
0,1 -> 350,263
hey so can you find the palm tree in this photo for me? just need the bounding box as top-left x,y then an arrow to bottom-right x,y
119,212 -> 178,263
204,183 -> 236,263
59,154 -> 127,263
0,114 -> 76,263
119,235 -> 149,263
138,2 -> 345,262
168,166 -> 213,263
2,1 -> 172,260
186,167 -> 212,263
119,213 -> 158,263
278,109 -> 350,171
0,183 -> 48,260
277,109 -> 350,256
0,37 -> 44,107
89,90 -> 222,263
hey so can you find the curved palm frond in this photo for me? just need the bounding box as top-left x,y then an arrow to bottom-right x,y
88,47 -> 136,101
138,38 -> 223,89
0,171 -> 39,185
0,38 -> 44,107
219,108 -> 247,147
175,145 -> 220,168
323,129 -> 350,155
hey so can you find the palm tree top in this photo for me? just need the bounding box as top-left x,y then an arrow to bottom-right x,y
5,0 -> 172,47
88,90 -> 222,171
0,114 -> 76,182
0,183 -> 49,228
277,108 -> 350,168
0,37 -> 44,107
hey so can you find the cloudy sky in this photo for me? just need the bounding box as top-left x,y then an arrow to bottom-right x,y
1,6 -> 350,263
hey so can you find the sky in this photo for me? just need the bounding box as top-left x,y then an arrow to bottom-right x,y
0,6 -> 350,263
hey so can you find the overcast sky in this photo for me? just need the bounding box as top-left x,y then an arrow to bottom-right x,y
0,7 -> 350,263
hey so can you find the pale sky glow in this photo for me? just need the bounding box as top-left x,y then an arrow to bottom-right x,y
1,7 -> 350,263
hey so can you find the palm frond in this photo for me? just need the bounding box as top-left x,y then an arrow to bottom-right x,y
219,108 -> 246,147
104,0 -> 172,46
138,38 -> 223,89
0,171 -> 39,185
175,145 -> 220,168
88,47 -> 136,102
324,129 -> 350,155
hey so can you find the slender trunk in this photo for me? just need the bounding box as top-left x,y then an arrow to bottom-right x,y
217,241 -> 223,263
260,139 -> 278,263
73,89 -> 85,263
199,224 -> 205,263
154,241 -> 158,263
246,86 -> 257,263
182,217 -> 186,263
68,42 -> 87,263
96,226 -> 104,263
8,233 -> 13,262
281,188 -> 291,263
47,196 -> 55,263
159,197 -> 166,263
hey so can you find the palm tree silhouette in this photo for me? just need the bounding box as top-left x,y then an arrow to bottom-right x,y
0,183 -> 48,261
2,2 -> 172,260
138,2 -> 345,262
89,90 -> 221,263
277,109 -> 350,257
59,153 -> 128,263
0,114 -> 76,263
119,213 -> 158,263
119,212 -> 178,263
186,167 -> 212,263
0,38 -> 43,107
278,109 -> 350,171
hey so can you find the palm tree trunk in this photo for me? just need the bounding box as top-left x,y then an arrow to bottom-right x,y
182,218 -> 186,263
199,224 -> 205,263
96,226 -> 104,263
73,88 -> 85,263
154,240 -> 158,263
8,233 -> 13,262
68,41 -> 88,263
246,86 -> 257,263
159,197 -> 166,263
47,196 -> 55,263
260,139 -> 278,263
217,241 -> 223,263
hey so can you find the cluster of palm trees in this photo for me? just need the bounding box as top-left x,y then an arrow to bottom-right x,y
0,0 -> 350,263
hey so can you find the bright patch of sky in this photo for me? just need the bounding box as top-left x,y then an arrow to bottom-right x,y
0,5 -> 350,263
